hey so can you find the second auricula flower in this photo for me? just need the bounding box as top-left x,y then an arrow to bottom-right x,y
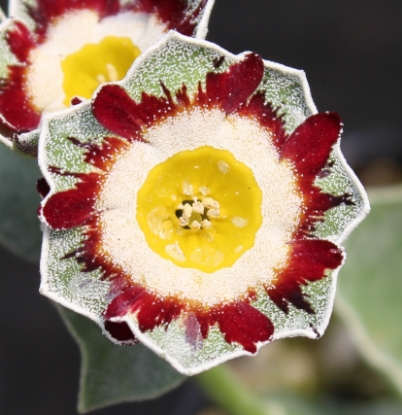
38,32 -> 369,375
0,0 -> 214,152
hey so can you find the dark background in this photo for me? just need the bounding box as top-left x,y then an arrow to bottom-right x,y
1,0 -> 402,414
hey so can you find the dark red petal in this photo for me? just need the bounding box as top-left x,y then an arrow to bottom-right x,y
134,0 -> 208,36
92,85 -> 142,140
92,84 -> 177,140
27,0 -> 121,37
295,189 -> 353,240
104,285 -> 184,332
104,282 -> 273,353
268,239 -> 344,314
0,67 -> 41,132
279,113 -> 353,239
42,172 -> 100,229
236,92 -> 288,150
68,136 -> 128,170
1,21 -> 39,133
71,97 -> 83,105
104,320 -> 139,345
197,301 -> 274,353
6,20 -> 36,63
206,53 -> 264,114
280,112 -> 342,176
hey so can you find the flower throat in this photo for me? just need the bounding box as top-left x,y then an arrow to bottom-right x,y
61,36 -> 140,106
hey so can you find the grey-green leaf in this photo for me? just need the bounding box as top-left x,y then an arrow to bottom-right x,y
336,185 -> 402,395
57,305 -> 185,413
0,144 -> 42,261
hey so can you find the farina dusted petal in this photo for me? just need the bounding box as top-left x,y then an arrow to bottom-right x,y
38,32 -> 369,375
0,0 -> 215,152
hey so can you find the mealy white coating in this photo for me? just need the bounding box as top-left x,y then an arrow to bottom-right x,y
98,107 -> 302,305
26,10 -> 165,113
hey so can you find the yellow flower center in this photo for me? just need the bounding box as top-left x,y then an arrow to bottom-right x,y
136,146 -> 263,273
61,36 -> 141,106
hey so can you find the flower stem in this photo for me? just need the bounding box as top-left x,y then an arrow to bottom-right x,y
195,364 -> 271,415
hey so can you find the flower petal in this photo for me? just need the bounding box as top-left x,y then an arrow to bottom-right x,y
6,20 -> 35,62
280,112 -> 342,175
268,239 -> 344,314
92,84 -> 172,140
41,172 -> 100,229
197,301 -> 274,353
206,52 -> 264,114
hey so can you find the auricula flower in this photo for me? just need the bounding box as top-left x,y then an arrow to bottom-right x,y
0,0 -> 214,152
38,32 -> 369,375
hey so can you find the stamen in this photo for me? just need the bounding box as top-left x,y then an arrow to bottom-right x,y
201,219 -> 212,229
207,209 -> 220,219
97,74 -> 107,83
176,196 -> 220,231
202,197 -> 220,210
199,186 -> 209,195
106,63 -> 119,82
190,221 -> 201,230
192,200 -> 204,214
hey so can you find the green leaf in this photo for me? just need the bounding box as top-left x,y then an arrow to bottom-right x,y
336,185 -> 402,395
57,305 -> 185,413
0,144 -> 42,261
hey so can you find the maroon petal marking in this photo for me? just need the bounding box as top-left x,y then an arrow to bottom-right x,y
175,84 -> 191,107
104,283 -> 273,353
206,53 -> 264,114
68,136 -> 129,171
280,113 -> 353,239
0,67 -> 41,132
1,20 -> 40,133
268,239 -> 343,314
103,268 -> 273,353
92,85 -> 143,140
6,20 -> 36,63
236,92 -> 288,150
1,19 -> 40,133
104,284 -> 184,332
27,0 -> 121,37
104,320 -> 139,345
134,0 -> 208,36
71,97 -> 83,105
42,172 -> 101,229
296,190 -> 353,239
280,112 -> 341,176
196,301 -> 274,353
92,83 -> 178,140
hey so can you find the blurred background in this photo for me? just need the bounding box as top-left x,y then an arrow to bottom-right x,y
1,0 -> 402,414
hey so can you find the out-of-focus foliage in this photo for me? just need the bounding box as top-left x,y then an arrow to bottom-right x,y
58,306 -> 184,413
337,186 -> 402,395
0,144 -> 41,261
